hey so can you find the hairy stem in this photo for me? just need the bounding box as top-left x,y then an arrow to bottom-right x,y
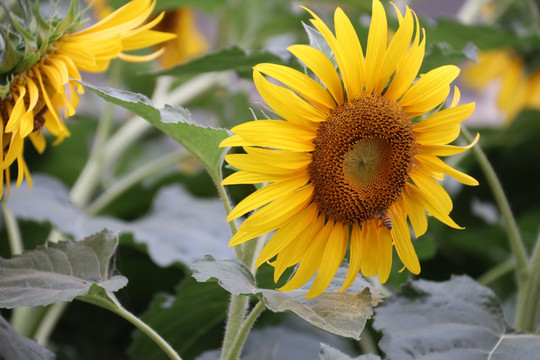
516,234 -> 540,332
224,301 -> 266,360
34,303 -> 68,346
461,127 -> 530,330
80,291 -> 181,360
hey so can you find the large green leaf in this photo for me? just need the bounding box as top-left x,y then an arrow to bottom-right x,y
0,315 -> 55,360
9,176 -> 233,267
128,277 -> 229,360
373,276 -> 540,359
0,230 -> 127,308
192,256 -> 382,340
78,81 -> 230,185
153,46 -> 286,78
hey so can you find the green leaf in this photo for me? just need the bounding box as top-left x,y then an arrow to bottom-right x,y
192,256 -> 382,340
0,314 -> 55,360
0,229 -> 127,308
9,176 -> 234,267
420,42 -> 477,73
319,343 -> 381,360
373,275 -> 540,359
425,18 -> 540,51
128,277 -> 229,360
153,46 -> 286,78
78,81 -> 230,184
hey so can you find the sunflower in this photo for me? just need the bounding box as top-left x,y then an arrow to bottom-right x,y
464,49 -> 540,124
220,1 -> 479,298
0,0 -> 175,198
85,0 -> 208,68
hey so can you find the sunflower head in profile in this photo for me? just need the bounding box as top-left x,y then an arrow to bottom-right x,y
220,0 -> 479,298
0,0 -> 175,198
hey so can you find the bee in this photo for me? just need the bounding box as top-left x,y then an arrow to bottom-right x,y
374,209 -> 392,230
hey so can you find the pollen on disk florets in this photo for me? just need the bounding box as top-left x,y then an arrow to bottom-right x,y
308,94 -> 416,224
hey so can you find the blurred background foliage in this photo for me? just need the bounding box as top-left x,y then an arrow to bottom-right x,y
2,0 -> 540,359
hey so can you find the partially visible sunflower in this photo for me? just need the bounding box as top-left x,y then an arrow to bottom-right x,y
464,49 -> 540,124
0,0 -> 175,198
85,0 -> 208,68
220,1 -> 479,298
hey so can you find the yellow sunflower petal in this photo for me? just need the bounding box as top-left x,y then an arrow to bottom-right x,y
340,223 -> 363,291
416,153 -> 479,186
279,219 -> 335,292
390,202 -> 421,274
364,0 -> 388,94
222,170 -> 298,185
376,224 -> 393,283
230,185 -> 314,245
254,71 -> 326,126
414,102 -> 475,144
255,63 -> 336,111
225,154 -> 308,176
403,186 -> 428,238
243,147 -> 312,169
375,7 -> 415,93
225,120 -> 316,152
227,175 -> 309,221
361,222 -> 379,277
400,65 -> 460,116
384,25 -> 425,100
303,7 -> 356,99
334,7 -> 364,97
288,45 -> 344,104
255,203 -> 319,267
307,222 -> 349,298
417,132 -> 480,156
407,184 -> 463,229
409,168 -> 453,213
274,214 -> 326,282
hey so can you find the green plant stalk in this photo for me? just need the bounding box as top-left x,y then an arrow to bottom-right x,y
2,201 -> 23,256
224,301 -> 266,360
516,234 -> 540,332
80,291 -> 182,360
216,180 -> 266,360
70,60 -> 121,208
34,303 -> 68,346
72,72 -> 231,209
85,149 -> 188,215
461,127 -> 530,330
477,258 -> 515,286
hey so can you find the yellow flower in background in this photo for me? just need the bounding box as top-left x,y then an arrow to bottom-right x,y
153,9 -> 208,68
86,0 -> 208,68
464,50 -> 540,124
0,0 -> 175,198
221,0 -> 479,298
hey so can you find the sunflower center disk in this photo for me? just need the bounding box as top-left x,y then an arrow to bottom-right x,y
308,94 -> 416,225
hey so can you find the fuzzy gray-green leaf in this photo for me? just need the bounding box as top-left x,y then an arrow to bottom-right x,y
0,229 -> 127,308
374,276 -> 540,360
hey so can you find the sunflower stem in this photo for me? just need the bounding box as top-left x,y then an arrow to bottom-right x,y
79,291 -> 181,360
516,234 -> 540,332
224,301 -> 266,360
2,201 -> 23,256
70,60 -> 121,208
34,303 -> 68,346
477,258 -> 515,286
461,126 -> 530,330
85,149 -> 188,215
